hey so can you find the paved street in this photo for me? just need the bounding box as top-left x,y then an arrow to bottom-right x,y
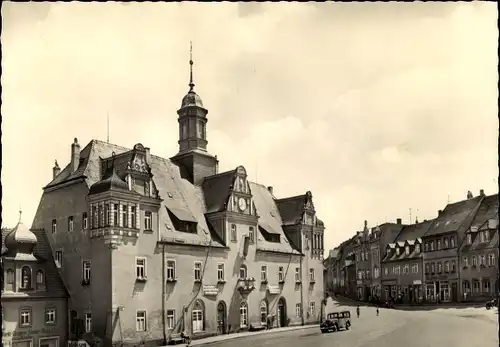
201,299 -> 498,347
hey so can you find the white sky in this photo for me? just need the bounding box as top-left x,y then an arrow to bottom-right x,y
1,2 -> 498,249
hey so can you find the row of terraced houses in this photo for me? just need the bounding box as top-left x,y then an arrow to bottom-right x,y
2,58 -> 326,347
324,190 -> 499,305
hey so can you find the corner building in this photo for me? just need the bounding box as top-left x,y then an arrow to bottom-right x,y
30,59 -> 326,346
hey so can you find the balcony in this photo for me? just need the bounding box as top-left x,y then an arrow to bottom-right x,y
237,277 -> 256,295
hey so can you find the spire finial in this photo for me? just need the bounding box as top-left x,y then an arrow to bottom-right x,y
19,208 -> 22,223
189,41 -> 195,92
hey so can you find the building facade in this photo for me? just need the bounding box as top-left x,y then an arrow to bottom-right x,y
30,58 -> 326,346
459,193 -> 499,302
381,220 -> 432,304
422,191 -> 483,302
2,215 -> 69,347
354,222 -> 371,300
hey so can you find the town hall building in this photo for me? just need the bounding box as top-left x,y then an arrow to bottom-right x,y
30,54 -> 326,346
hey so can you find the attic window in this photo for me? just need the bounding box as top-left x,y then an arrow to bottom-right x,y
258,226 -> 280,243
270,212 -> 275,218
167,193 -> 173,199
166,207 -> 197,234
396,248 -> 400,256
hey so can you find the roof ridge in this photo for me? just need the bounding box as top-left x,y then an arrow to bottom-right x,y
275,194 -> 306,202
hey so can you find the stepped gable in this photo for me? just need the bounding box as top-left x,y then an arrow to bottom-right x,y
424,195 -> 483,237
250,182 -> 300,255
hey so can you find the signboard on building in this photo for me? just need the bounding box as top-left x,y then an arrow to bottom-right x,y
202,285 -> 219,296
413,280 -> 422,285
267,285 -> 280,295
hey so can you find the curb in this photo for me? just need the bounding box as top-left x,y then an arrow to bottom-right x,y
171,324 -> 320,347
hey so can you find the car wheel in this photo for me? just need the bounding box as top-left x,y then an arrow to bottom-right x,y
321,329 -> 327,334
346,322 -> 350,330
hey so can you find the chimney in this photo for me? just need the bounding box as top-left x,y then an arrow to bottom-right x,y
438,210 -> 442,216
479,189 -> 485,196
71,138 -> 81,173
396,218 -> 402,225
467,190 -> 473,199
215,155 -> 219,174
267,186 -> 274,195
52,160 -> 61,179
145,147 -> 151,164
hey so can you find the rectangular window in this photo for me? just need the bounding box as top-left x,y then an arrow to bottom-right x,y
295,303 -> 302,317
450,236 -> 456,248
309,268 -> 315,282
217,263 -> 225,282
131,206 -> 137,228
51,219 -> 57,234
167,260 -> 176,281
85,312 -> 92,332
405,246 -> 410,255
261,266 -> 267,282
194,262 -> 202,282
113,204 -> 119,226
278,266 -> 284,282
430,241 -> 435,251
249,227 -> 255,244
136,311 -> 147,331
167,310 -> 175,330
451,261 -> 456,272
484,281 -> 491,292
68,216 -> 74,232
472,256 -> 477,266
463,257 -> 468,266
122,205 -> 128,228
85,312 -> 92,333
83,261 -> 91,282
92,205 -> 98,228
466,234 -> 472,244
136,258 -> 146,279
230,224 -> 237,242
45,307 -> 56,324
295,267 -> 300,282
55,251 -> 63,267
415,244 -> 421,253
82,212 -> 88,229
99,205 -> 104,227
144,211 -> 152,230
20,307 -> 32,327
309,302 -> 315,316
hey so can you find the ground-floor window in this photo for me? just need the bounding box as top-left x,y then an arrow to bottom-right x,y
192,300 -> 204,333
260,301 -> 267,325
484,280 -> 491,293
425,284 -> 435,300
473,280 -> 480,293
85,312 -> 92,333
240,301 -> 248,328
440,283 -> 450,301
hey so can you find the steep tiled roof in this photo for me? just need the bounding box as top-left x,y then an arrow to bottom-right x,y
202,170 -> 236,214
43,140 -> 225,248
470,194 -> 498,230
424,196 -> 483,237
1,228 -> 68,298
44,141 -> 93,189
250,182 -> 300,254
461,194 -> 499,252
395,220 -> 434,242
275,194 -> 307,226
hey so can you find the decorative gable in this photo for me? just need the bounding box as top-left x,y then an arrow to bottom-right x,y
227,166 -> 257,217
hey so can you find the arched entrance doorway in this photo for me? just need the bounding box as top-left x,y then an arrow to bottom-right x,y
277,297 -> 287,327
217,301 -> 227,334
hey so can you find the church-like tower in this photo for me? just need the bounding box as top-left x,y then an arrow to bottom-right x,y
170,43 -> 219,185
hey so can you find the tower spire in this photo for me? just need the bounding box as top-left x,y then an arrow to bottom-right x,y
189,41 -> 195,92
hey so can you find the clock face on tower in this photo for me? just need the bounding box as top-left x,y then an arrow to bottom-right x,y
238,197 -> 247,212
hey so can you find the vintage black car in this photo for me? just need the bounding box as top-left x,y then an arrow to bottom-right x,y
486,298 -> 497,310
320,311 -> 351,333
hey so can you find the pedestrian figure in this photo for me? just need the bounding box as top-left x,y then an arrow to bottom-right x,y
376,307 -> 379,316
356,305 -> 360,318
